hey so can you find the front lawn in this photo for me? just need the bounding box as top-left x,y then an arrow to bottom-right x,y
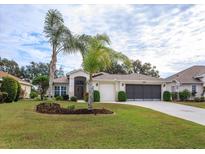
175,102 -> 205,109
0,100 -> 205,148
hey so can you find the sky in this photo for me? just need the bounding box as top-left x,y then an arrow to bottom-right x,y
0,4 -> 205,78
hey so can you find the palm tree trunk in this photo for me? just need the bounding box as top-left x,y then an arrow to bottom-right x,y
88,73 -> 93,110
48,47 -> 57,98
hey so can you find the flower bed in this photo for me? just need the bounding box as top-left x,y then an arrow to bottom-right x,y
36,102 -> 113,115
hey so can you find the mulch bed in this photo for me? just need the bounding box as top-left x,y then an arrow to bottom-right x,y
36,102 -> 114,115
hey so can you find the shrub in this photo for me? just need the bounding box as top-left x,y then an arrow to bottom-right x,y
70,96 -> 77,102
67,105 -> 75,110
63,94 -> 69,101
30,91 -> 38,99
0,92 -> 8,103
94,90 -> 100,102
55,96 -> 63,101
118,91 -> 127,102
1,77 -> 18,102
84,92 -> 89,102
171,92 -> 178,101
200,96 -> 205,102
194,97 -> 201,102
14,81 -> 21,102
179,89 -> 191,101
163,91 -> 171,101
34,97 -> 41,101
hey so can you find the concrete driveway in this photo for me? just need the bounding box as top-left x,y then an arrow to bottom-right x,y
116,101 -> 205,126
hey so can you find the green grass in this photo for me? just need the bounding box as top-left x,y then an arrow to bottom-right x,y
0,100 -> 205,148
176,102 -> 205,109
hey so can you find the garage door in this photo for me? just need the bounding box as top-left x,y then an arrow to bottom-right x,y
126,84 -> 161,100
99,83 -> 115,101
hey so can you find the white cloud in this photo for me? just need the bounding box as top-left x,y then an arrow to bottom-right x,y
0,4 -> 205,77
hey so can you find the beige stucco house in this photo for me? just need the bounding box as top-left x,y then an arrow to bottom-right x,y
0,71 -> 32,98
52,69 -> 165,101
165,66 -> 205,99
52,65 -> 205,102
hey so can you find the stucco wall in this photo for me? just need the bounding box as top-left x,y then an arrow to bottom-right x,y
94,80 -> 164,101
165,82 -> 204,98
21,84 -> 31,98
69,70 -> 89,97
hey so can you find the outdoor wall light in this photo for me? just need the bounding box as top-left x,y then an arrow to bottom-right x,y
96,83 -> 98,86
122,83 -> 124,86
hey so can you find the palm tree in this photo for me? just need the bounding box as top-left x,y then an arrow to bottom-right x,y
82,34 -> 131,110
44,9 -> 80,98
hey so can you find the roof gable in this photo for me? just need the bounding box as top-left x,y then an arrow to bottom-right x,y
0,71 -> 32,86
165,65 -> 205,83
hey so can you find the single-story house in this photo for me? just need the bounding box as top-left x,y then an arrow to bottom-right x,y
0,71 -> 32,98
52,69 -> 165,101
165,65 -> 205,99
52,65 -> 205,102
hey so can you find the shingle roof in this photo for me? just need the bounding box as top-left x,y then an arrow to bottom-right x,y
53,76 -> 69,83
93,73 -> 163,81
165,65 -> 205,84
0,71 -> 32,86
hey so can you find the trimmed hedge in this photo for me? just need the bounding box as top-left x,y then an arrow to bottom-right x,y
70,96 -> 77,102
163,91 -> 171,101
1,77 -> 18,102
14,81 -> 21,102
118,91 -> 127,102
94,90 -> 100,102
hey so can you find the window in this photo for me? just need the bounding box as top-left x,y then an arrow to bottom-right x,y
61,86 -> 66,96
192,85 -> 196,95
54,86 -> 67,96
54,86 -> 60,96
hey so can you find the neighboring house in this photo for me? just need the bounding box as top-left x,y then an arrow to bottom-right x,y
52,69 -> 165,101
52,66 -> 205,102
0,71 -> 32,98
165,66 -> 205,98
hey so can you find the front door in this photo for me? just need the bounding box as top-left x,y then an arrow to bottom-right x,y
74,76 -> 86,99
75,86 -> 84,99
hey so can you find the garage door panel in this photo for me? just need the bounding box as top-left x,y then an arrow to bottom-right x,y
152,85 -> 161,99
134,85 -> 144,99
126,84 -> 161,100
143,85 -> 153,99
99,83 -> 115,101
126,85 -> 134,99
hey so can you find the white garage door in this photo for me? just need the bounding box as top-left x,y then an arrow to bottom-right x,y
99,83 -> 115,101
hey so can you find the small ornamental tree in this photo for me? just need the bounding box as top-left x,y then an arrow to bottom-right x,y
32,75 -> 49,100
1,77 -> 18,102
14,81 -> 21,102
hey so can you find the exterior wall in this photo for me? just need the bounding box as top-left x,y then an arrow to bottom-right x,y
165,82 -> 204,98
20,84 -> 31,98
69,71 -> 89,97
179,84 -> 203,98
94,80 -> 164,101
52,83 -> 69,96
